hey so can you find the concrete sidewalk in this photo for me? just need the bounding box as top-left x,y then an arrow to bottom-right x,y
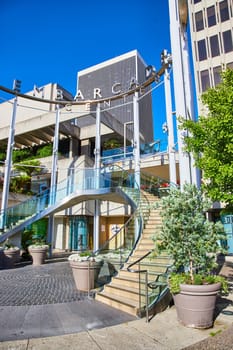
0,292 -> 232,350
0,259 -> 232,350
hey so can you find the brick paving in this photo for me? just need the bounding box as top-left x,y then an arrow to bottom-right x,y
0,261 -> 93,306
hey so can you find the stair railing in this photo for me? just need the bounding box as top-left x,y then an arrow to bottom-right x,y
127,250 -> 153,322
90,173 -> 144,286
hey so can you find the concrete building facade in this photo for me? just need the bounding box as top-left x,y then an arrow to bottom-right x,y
188,0 -> 233,113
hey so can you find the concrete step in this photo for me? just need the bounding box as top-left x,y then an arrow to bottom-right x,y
95,291 -> 139,316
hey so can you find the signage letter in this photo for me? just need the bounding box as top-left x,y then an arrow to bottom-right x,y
112,83 -> 121,95
94,88 -> 102,99
74,90 -> 84,100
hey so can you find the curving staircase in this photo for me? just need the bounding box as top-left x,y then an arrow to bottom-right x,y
95,190 -> 173,317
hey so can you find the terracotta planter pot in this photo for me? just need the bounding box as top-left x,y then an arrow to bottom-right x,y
70,260 -> 103,291
3,248 -> 20,269
29,246 -> 48,266
173,282 -> 221,329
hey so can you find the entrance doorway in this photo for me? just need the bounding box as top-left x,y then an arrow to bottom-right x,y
69,216 -> 88,251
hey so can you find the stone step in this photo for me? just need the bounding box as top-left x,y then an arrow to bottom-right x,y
95,292 -> 139,316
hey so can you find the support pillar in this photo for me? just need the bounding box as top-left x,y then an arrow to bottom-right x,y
133,93 -> 140,189
168,0 -> 200,188
0,92 -> 18,230
48,104 -> 60,257
164,61 -> 177,186
93,103 -> 101,252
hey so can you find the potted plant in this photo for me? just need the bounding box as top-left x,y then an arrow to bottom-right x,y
153,184 -> 228,329
1,239 -> 20,269
28,232 -> 49,266
68,251 -> 103,291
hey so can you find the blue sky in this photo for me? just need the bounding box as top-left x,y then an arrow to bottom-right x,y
0,0 -> 171,142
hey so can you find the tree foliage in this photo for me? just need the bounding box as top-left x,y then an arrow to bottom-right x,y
14,159 -> 41,177
154,184 -> 226,285
180,69 -> 233,209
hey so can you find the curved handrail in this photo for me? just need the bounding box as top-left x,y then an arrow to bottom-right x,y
127,250 -> 153,322
90,180 -> 143,277
127,249 -> 153,272
126,247 -> 171,322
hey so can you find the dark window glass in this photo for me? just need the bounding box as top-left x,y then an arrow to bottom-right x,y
198,39 -> 207,61
207,6 -> 216,27
220,0 -> 229,22
223,30 -> 233,53
193,0 -> 201,3
200,70 -> 210,92
210,35 -> 220,57
213,66 -> 222,86
195,11 -> 204,31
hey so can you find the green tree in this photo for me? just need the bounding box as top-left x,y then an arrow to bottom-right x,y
36,144 -> 53,158
14,159 -> 42,177
181,69 -> 233,209
153,184 -> 226,289
103,138 -> 122,150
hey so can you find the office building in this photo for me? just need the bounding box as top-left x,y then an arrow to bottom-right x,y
188,0 -> 233,112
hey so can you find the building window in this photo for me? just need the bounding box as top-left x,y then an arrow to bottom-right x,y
213,66 -> 222,86
200,70 -> 210,92
209,35 -> 220,57
197,39 -> 207,61
207,6 -> 216,27
219,0 -> 230,22
222,30 -> 233,53
195,11 -> 204,31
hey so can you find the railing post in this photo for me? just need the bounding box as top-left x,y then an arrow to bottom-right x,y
145,271 -> 149,323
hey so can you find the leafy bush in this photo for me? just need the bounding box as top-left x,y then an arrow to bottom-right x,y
153,184 -> 227,292
36,144 -> 53,158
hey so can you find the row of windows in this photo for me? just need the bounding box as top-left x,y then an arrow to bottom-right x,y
194,0 -> 232,31
199,62 -> 233,92
196,29 -> 233,61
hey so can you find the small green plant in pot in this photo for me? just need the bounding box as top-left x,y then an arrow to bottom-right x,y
153,184 -> 228,329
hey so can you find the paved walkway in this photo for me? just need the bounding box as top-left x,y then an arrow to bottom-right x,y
0,258 -> 232,349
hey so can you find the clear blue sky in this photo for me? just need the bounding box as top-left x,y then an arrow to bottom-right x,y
0,0 -> 171,142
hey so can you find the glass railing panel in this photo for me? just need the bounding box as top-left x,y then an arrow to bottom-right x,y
0,165 -> 134,231
92,176 -> 142,288
94,211 -> 143,288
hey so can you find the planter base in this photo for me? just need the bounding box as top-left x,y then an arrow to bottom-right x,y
29,247 -> 48,266
70,260 -> 102,291
173,282 -> 221,329
3,249 -> 20,269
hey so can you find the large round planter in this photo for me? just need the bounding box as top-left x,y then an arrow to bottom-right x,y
173,282 -> 221,329
3,248 -> 20,269
70,260 -> 103,291
29,246 -> 48,266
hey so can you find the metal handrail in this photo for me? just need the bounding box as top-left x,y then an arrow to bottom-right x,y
127,250 -> 153,322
